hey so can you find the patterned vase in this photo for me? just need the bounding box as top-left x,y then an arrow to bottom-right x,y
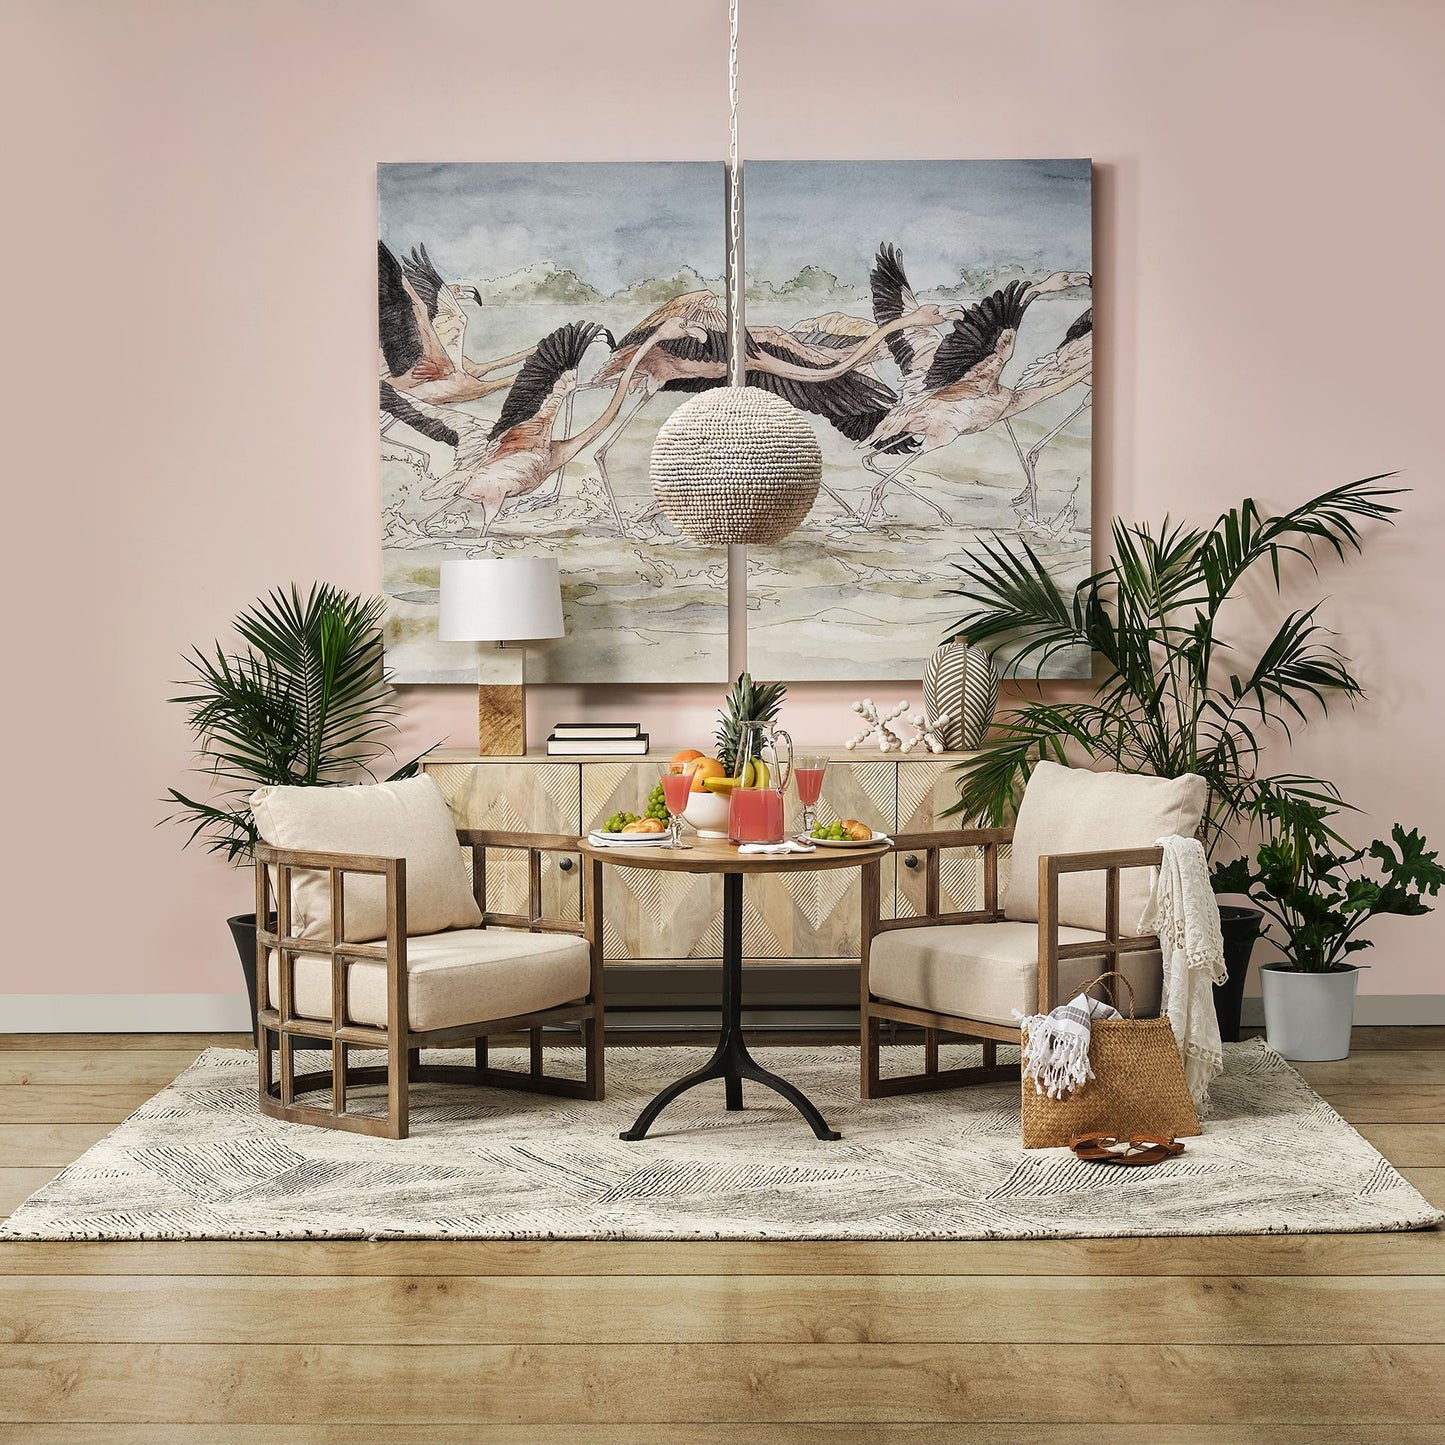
923,640 -> 999,750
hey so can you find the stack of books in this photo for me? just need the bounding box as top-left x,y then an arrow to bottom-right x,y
545,722 -> 650,756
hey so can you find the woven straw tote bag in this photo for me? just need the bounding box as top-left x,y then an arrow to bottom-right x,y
1020,972 -> 1201,1149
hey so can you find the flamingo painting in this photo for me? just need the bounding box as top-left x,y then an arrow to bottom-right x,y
378,157 -> 1093,687
415,315 -> 709,537
854,244 -> 1092,526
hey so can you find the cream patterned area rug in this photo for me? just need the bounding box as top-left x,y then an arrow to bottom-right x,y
2,1041 -> 1438,1241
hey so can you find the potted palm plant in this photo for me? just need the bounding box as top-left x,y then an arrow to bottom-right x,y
166,583 -> 426,1033
1213,796 -> 1444,1059
942,476 -> 1402,1039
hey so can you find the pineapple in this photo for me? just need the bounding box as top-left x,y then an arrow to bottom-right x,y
715,671 -> 788,776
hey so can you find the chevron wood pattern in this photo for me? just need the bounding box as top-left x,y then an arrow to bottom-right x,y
896,759 -> 1012,918
426,753 -> 982,965
425,762 -> 582,920
582,762 -> 723,960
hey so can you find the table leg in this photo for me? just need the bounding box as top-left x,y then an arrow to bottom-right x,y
620,871 -> 841,1142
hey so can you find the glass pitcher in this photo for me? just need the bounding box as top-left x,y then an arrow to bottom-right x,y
728,721 -> 794,844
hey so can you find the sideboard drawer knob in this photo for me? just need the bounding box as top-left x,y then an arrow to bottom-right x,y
558,856 -> 576,873
903,854 -> 920,869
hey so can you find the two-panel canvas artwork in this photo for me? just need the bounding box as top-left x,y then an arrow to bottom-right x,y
379,160 -> 1092,683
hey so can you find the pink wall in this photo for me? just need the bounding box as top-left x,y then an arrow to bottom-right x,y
2,0 -> 1441,1002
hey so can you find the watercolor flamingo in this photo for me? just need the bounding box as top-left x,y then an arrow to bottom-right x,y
572,289 -> 968,531
416,316 -> 709,537
1003,306 -> 1093,519
855,245 -> 1091,527
378,242 -> 533,409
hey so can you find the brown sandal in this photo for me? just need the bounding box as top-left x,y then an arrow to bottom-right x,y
1070,1133 -> 1186,1166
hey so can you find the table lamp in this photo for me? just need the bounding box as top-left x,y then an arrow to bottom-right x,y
438,557 -> 565,755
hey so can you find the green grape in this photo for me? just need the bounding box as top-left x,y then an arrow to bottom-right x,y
810,820 -> 848,840
645,781 -> 668,820
604,811 -> 639,834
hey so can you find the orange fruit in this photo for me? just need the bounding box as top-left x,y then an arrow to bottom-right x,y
671,749 -> 705,768
688,757 -> 726,792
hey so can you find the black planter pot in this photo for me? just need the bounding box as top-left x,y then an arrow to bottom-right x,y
227,912 -> 262,1037
1214,904 -> 1265,1043
228,911 -> 322,1059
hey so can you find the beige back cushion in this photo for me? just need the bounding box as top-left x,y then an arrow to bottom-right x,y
250,776 -> 481,943
1003,762 -> 1207,932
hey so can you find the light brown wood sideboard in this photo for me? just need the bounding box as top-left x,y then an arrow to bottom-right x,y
423,748 -> 1006,1031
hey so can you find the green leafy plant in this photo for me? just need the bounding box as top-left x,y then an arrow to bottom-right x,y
715,672 -> 787,776
944,477 -> 1402,860
165,583 -> 425,863
1212,795 -> 1445,972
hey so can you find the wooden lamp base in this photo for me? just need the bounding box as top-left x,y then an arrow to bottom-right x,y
476,683 -> 526,756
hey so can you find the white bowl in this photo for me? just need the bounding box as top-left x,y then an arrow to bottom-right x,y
682,789 -> 732,838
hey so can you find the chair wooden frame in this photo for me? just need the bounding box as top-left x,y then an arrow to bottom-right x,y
859,828 -> 1164,1098
255,829 -> 604,1139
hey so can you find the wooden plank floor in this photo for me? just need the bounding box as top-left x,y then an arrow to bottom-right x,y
0,1030 -> 1441,1442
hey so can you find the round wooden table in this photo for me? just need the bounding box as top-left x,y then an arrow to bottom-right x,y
581,834 -> 891,1142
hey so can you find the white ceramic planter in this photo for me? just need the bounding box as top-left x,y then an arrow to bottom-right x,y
1260,962 -> 1360,1061
681,790 -> 731,838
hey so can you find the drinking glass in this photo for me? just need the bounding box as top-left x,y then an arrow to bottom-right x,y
793,754 -> 828,835
659,763 -> 694,849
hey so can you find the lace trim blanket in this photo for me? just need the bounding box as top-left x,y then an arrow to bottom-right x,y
1140,833 -> 1227,1110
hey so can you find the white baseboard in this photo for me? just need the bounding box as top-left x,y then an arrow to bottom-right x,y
3,992 -> 1443,1034
1240,995 -> 1445,1027
1,994 -> 253,1033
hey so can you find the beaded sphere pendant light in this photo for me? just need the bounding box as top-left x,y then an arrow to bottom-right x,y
648,0 -> 822,546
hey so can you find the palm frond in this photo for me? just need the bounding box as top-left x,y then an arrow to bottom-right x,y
943,479 -> 1401,856
165,582 -> 428,863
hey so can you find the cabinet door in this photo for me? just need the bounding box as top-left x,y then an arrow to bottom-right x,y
424,761 -> 583,920
745,756 -> 900,960
895,758 -> 1012,917
582,761 -> 721,962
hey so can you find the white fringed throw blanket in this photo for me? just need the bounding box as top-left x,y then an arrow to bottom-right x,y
1017,992 -> 1121,1099
1139,833 -> 1227,1110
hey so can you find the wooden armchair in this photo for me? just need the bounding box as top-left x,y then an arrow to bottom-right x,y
255,827 -> 604,1139
859,762 -> 1207,1098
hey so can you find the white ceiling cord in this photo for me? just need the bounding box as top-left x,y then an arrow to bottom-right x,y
727,0 -> 744,386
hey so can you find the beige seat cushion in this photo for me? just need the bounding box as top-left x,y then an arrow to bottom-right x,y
869,921 -> 1162,1027
250,776 -> 481,944
1004,762 -> 1207,932
269,926 -> 591,1034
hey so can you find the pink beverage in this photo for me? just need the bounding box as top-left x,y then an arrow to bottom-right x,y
794,767 -> 825,808
729,787 -> 785,844
661,770 -> 694,818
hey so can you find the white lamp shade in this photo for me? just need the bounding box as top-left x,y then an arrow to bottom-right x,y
438,558 -> 565,642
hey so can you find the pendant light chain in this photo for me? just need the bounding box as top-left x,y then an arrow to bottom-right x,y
727,0 -> 743,386
646,0 -> 823,547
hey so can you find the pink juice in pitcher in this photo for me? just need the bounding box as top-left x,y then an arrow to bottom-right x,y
729,787 -> 785,844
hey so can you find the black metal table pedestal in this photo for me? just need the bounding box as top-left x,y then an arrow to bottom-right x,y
620,872 -> 841,1142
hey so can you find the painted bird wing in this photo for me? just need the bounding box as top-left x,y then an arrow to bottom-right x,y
617,291 -> 729,364
870,243 -> 944,380
379,243 -> 423,378
1012,309 -> 1093,392
745,333 -> 897,443
489,321 -> 602,440
922,280 -> 1033,392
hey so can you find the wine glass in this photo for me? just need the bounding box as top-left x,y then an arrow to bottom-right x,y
659,762 -> 694,849
793,754 -> 828,836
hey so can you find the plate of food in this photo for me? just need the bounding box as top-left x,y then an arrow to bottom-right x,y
805,819 -> 888,848
591,812 -> 672,845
